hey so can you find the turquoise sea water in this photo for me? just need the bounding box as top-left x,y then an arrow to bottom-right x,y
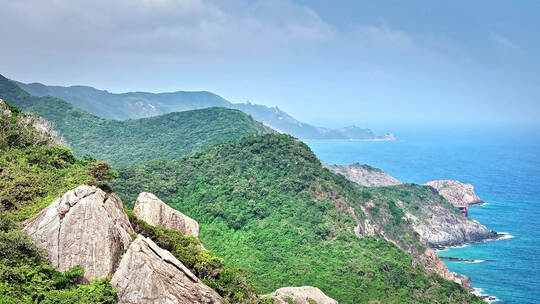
305,125 -> 540,304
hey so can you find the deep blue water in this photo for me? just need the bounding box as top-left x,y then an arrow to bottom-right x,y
305,124 -> 540,304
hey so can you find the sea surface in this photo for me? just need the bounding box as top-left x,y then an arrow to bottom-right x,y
305,124 -> 540,304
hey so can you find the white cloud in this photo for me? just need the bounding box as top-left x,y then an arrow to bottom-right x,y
0,0 -> 333,61
490,33 -> 522,55
351,22 -> 415,52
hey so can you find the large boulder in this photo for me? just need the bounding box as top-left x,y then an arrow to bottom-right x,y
425,180 -> 484,207
111,235 -> 223,304
134,192 -> 199,237
266,286 -> 338,304
23,186 -> 134,280
323,163 -> 401,187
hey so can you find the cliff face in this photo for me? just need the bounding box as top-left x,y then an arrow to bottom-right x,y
400,202 -> 497,248
23,186 -> 134,280
111,235 -> 223,304
426,180 -> 484,207
323,163 -> 402,187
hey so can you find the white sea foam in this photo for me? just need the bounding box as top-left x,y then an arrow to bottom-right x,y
473,288 -> 500,303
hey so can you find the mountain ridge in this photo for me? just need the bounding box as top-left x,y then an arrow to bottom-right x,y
15,80 -> 394,141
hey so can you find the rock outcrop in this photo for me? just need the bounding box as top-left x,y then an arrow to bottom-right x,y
266,286 -> 338,304
111,235 -> 223,304
420,248 -> 472,290
425,180 -> 484,207
402,203 -> 498,248
323,163 -> 401,187
134,192 -> 199,237
23,186 -> 134,280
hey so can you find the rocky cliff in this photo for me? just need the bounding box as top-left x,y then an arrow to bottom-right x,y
425,180 -> 484,207
134,192 -> 199,237
111,235 -> 223,304
266,286 -> 338,304
23,186 -> 134,280
323,163 -> 402,187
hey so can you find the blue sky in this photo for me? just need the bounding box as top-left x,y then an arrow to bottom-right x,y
0,0 -> 538,127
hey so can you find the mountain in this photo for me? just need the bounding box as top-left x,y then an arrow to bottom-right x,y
1,75 -> 270,167
15,80 -> 393,141
113,133 -> 482,303
0,100 -> 269,303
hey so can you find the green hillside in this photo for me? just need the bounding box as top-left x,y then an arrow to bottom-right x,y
114,134 -> 482,304
1,75 -> 270,167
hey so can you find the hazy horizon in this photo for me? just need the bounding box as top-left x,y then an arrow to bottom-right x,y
1,0 -> 539,127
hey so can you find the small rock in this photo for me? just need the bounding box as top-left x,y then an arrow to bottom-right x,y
266,286 -> 338,304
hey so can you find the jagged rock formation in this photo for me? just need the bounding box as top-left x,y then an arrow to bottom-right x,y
134,192 -> 199,237
266,286 -> 338,304
401,202 -> 498,248
111,235 -> 223,304
425,180 -> 484,207
420,248 -> 472,290
323,163 -> 401,187
23,186 -> 134,280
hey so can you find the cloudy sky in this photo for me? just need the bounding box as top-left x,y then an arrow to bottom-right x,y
1,0 -> 539,127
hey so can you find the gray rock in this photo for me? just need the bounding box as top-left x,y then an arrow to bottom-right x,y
134,192 -> 199,237
400,203 -> 497,248
323,163 -> 401,187
425,180 -> 484,207
23,186 -> 134,280
111,235 -> 223,304
265,286 -> 338,304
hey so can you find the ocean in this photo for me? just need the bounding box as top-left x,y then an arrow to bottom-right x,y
305,124 -> 540,304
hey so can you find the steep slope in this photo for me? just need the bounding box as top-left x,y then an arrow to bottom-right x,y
0,101 -> 266,304
114,134 -> 482,304
323,163 -> 402,187
0,100 -> 118,303
1,75 -> 270,167
15,79 -> 393,140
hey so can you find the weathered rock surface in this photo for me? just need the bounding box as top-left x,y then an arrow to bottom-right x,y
23,186 -> 134,280
323,163 -> 401,187
420,248 -> 472,290
134,192 -> 199,237
111,235 -> 223,304
425,180 -> 484,207
399,201 -> 497,248
266,286 -> 338,304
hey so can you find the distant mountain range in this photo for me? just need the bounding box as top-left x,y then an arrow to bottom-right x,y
15,81 -> 394,141
0,74 -> 270,167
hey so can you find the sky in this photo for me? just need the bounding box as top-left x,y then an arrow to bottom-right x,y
1,0 -> 539,128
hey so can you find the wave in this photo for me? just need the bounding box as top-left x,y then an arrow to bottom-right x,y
473,288 -> 500,303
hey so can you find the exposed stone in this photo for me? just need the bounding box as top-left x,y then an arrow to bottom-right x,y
134,192 -> 199,237
425,180 -> 484,207
111,235 -> 223,304
265,286 -> 338,304
323,163 -> 401,187
401,202 -> 498,248
420,248 -> 472,290
23,186 -> 134,280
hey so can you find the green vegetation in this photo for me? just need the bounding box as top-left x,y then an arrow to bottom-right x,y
0,101 -> 117,303
115,134 -> 483,303
125,209 -> 261,304
1,74 -> 270,167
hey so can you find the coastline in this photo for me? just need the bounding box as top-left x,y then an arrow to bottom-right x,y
301,137 -> 395,142
436,232 -> 514,303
